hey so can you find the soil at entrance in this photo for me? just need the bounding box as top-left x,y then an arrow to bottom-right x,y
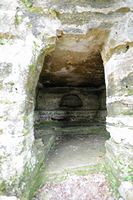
34,134 -> 114,200
35,173 -> 114,200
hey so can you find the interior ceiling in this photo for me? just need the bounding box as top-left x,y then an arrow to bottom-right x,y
40,31 -> 106,87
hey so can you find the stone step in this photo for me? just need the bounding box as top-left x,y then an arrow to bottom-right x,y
35,120 -> 106,128
42,134 -> 107,180
35,124 -> 108,139
35,110 -> 106,123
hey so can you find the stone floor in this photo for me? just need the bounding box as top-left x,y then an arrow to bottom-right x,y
34,133 -> 115,200
45,134 -> 107,174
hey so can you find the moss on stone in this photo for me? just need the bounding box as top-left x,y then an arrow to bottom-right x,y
21,0 -> 44,14
21,0 -> 60,17
124,175 -> 133,182
48,8 -> 60,18
21,0 -> 32,8
0,33 -> 15,45
41,163 -> 116,200
104,163 -> 120,199
123,167 -> 133,182
22,161 -> 46,200
0,181 -> 7,194
117,7 -> 130,13
29,7 -> 44,14
0,174 -> 23,197
19,140 -> 46,200
29,64 -> 36,73
25,63 -> 37,95
74,163 -> 105,176
0,39 -> 6,45
15,14 -> 23,26
44,163 -> 105,185
0,33 -> 15,40
18,135 -> 55,199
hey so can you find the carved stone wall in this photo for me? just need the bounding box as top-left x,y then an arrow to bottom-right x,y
0,0 -> 133,199
35,87 -> 106,123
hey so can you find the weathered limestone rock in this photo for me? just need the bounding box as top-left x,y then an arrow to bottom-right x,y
0,0 -> 133,199
102,12 -> 133,198
0,0 -> 60,198
119,182 -> 133,200
35,86 -> 107,140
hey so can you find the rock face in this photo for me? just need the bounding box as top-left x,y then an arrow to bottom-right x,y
36,87 -> 106,122
35,86 -> 107,139
0,0 -> 133,199
40,33 -> 105,87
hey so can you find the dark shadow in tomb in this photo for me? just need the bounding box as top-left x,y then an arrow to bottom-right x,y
59,94 -> 83,108
51,93 -> 83,130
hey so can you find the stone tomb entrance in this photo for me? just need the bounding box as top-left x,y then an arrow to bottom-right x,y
35,86 -> 108,169
1,1 -> 133,199
33,33 -> 112,199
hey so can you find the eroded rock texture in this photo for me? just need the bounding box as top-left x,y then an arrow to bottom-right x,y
0,0 -> 133,199
104,43 -> 133,200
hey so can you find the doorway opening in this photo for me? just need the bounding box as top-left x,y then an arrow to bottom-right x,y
34,33 -> 111,199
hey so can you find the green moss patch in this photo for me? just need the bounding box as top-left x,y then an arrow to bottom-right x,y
20,141 -> 45,200
104,162 -> 121,199
0,181 -> 7,195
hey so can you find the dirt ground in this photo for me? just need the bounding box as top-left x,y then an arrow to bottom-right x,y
34,173 -> 115,200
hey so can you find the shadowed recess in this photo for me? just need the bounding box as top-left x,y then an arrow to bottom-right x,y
39,32 -> 106,87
